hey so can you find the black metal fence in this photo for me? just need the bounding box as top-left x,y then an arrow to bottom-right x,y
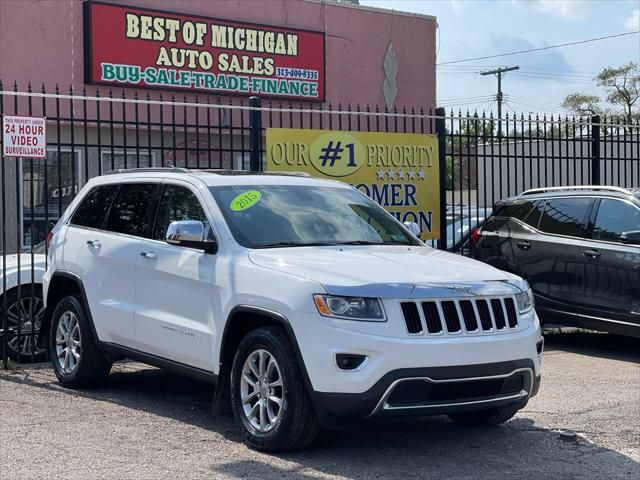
1,82 -> 638,365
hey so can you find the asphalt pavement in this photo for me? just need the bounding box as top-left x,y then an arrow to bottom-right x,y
1,330 -> 639,480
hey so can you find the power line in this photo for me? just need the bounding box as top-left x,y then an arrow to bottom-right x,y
437,31 -> 640,65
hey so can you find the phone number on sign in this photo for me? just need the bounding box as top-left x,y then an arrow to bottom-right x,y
276,67 -> 319,81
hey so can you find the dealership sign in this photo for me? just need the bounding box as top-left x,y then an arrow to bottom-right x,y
266,129 -> 441,239
2,115 -> 47,158
84,1 -> 326,101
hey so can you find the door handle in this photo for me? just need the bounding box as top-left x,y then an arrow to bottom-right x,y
516,241 -> 531,250
583,249 -> 601,258
86,239 -> 101,248
139,251 -> 157,259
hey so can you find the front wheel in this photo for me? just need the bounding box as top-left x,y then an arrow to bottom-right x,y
230,326 -> 319,452
448,404 -> 521,426
49,295 -> 112,388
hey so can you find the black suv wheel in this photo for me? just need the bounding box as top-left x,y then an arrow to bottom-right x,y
230,326 -> 319,452
49,295 -> 112,388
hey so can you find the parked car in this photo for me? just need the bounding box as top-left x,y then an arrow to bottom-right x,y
473,186 -> 640,338
425,207 -> 491,253
39,168 -> 542,452
0,242 -> 47,361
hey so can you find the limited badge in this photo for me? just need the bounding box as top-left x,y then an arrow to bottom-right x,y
230,190 -> 262,211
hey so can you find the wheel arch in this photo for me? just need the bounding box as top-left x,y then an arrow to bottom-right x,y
214,305 -> 315,416
37,271 -> 98,349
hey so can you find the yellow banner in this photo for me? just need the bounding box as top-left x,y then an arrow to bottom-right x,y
266,128 -> 440,240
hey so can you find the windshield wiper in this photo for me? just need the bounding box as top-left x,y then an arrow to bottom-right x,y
252,241 -> 339,249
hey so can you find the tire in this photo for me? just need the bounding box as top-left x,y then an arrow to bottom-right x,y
230,326 -> 320,452
448,405 -> 520,426
49,294 -> 112,389
0,286 -> 47,362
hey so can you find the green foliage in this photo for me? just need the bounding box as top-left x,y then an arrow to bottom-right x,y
563,62 -> 639,121
561,93 -> 601,116
596,62 -> 640,122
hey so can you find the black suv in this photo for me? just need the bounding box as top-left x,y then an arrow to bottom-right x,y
473,186 -> 640,338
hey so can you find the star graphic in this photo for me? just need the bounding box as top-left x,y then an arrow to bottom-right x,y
397,168 -> 406,180
418,169 -> 426,180
407,169 -> 416,180
387,168 -> 396,180
376,169 -> 386,181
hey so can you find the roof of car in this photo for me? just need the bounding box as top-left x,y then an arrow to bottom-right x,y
502,186 -> 640,203
99,167 -> 348,188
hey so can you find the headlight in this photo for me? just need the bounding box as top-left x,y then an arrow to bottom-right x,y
515,288 -> 534,314
313,295 -> 386,321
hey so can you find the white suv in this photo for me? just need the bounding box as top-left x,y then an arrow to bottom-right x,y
40,168 -> 543,451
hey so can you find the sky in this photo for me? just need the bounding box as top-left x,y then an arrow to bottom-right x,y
359,0 -> 640,116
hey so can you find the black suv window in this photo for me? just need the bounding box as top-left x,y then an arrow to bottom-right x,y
524,200 -> 545,228
539,197 -> 592,237
153,185 -> 213,241
593,199 -> 640,242
105,183 -> 156,237
495,200 -> 535,221
70,185 -> 118,229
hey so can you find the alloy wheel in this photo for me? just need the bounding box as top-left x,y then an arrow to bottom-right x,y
55,311 -> 82,374
5,295 -> 46,359
240,349 -> 285,433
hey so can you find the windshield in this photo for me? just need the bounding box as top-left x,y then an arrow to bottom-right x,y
210,184 -> 420,248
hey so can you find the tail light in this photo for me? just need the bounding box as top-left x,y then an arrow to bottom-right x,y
46,231 -> 54,249
470,227 -> 481,250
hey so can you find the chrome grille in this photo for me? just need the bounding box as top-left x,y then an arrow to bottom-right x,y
400,297 -> 519,336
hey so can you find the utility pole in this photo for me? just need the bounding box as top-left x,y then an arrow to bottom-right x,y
480,66 -> 519,137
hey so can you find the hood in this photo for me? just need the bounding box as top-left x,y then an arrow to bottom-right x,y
248,246 -> 521,298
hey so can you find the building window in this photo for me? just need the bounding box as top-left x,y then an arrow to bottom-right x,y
101,151 -> 157,173
20,149 -> 82,248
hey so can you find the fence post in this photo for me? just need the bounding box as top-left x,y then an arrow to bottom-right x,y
435,107 -> 447,250
249,96 -> 262,172
591,114 -> 601,185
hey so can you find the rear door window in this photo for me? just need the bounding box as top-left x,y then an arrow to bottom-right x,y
539,197 -> 592,238
592,199 -> 640,242
70,185 -> 119,229
104,183 -> 157,238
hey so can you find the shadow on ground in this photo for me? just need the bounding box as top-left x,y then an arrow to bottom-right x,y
2,331 -> 639,479
542,328 -> 640,363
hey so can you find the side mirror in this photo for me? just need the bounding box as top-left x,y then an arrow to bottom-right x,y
404,221 -> 421,239
619,230 -> 640,245
166,220 -> 217,254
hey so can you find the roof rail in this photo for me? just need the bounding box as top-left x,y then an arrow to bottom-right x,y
105,167 -> 191,175
192,169 -> 312,177
519,186 -> 631,196
105,167 -> 313,178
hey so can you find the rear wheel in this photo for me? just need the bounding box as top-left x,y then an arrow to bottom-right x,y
49,295 -> 112,388
448,405 -> 520,426
230,326 -> 320,452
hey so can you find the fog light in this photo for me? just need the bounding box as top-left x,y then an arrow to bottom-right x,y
335,354 -> 367,370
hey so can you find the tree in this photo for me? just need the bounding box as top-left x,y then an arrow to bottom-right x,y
563,62 -> 639,123
596,62 -> 640,124
561,93 -> 601,117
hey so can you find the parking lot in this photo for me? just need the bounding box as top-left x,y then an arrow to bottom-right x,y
1,330 -> 638,480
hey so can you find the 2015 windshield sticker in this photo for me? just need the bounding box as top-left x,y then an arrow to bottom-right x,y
230,191 -> 262,211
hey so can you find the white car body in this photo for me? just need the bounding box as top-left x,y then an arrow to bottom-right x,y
1,252 -> 47,294
43,170 -> 543,427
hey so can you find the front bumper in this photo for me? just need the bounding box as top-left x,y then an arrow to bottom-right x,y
310,359 -> 540,425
